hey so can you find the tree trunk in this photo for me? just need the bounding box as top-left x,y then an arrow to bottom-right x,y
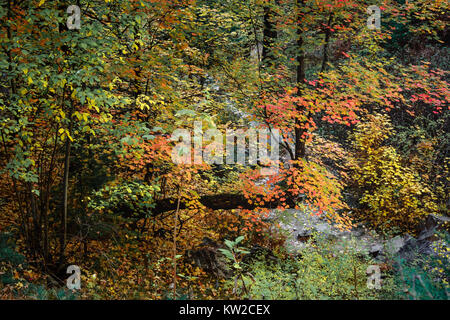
59,135 -> 71,264
59,101 -> 73,265
321,12 -> 334,73
294,0 -> 306,162
262,2 -> 277,66
125,193 -> 294,218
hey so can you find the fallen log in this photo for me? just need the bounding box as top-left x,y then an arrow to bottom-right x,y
151,193 -> 289,215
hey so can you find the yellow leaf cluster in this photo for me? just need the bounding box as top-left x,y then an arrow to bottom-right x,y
350,114 -> 438,233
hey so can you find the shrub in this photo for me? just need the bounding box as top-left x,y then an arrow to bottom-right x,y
395,232 -> 449,300
232,234 -> 398,300
0,232 -> 77,300
349,114 -> 438,234
0,232 -> 26,285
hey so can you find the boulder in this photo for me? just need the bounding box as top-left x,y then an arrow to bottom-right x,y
385,235 -> 408,256
369,243 -> 384,257
270,209 -> 449,264
418,214 -> 450,241
396,236 -> 434,263
185,237 -> 232,278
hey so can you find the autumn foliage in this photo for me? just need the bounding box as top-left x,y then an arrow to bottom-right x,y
0,0 -> 449,300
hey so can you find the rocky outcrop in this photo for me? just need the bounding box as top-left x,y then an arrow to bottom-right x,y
418,214 -> 450,241
184,213 -> 448,278
271,209 -> 449,263
394,214 -> 450,263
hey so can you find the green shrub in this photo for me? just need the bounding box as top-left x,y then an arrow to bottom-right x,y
231,234 -> 398,300
0,232 -> 26,285
0,232 -> 77,300
394,233 -> 449,300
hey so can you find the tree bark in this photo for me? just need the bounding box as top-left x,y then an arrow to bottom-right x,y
321,12 -> 334,73
294,0 -> 306,162
144,193 -> 291,217
59,133 -> 71,263
262,2 -> 277,66
59,100 -> 73,265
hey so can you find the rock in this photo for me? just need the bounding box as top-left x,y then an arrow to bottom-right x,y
297,234 -> 313,242
425,214 -> 450,229
397,236 -> 434,262
270,209 -> 449,265
385,235 -> 408,256
185,237 -> 232,278
417,228 -> 437,242
418,214 -> 450,241
186,240 -> 277,279
297,228 -> 313,238
369,243 -> 384,257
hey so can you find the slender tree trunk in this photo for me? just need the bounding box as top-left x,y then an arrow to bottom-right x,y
59,103 -> 73,265
43,133 -> 58,265
57,4 -> 74,265
59,136 -> 71,263
173,178 -> 183,298
262,2 -> 277,66
321,12 -> 334,73
29,183 -> 41,260
294,0 -> 306,162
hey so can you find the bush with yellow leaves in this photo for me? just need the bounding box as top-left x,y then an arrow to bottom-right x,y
349,114 -> 438,234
